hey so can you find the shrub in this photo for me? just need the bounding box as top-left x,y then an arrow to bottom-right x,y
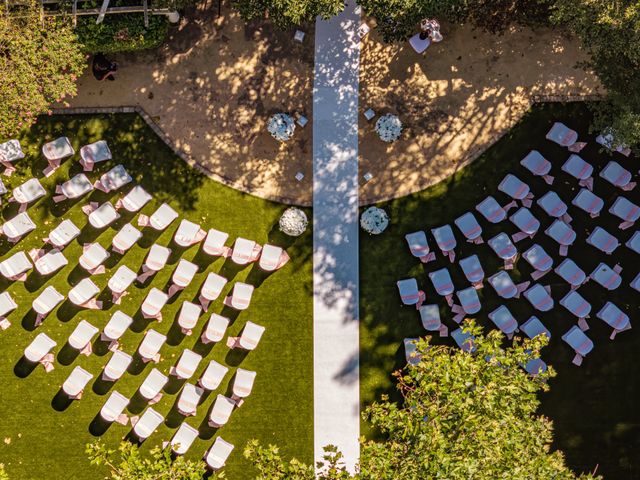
76,14 -> 169,53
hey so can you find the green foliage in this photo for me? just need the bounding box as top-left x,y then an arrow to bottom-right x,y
0,464 -> 7,480
0,1 -> 85,139
86,440 -> 210,480
233,0 -> 344,28
75,14 -> 169,53
552,0 -> 640,148
246,322 -> 600,479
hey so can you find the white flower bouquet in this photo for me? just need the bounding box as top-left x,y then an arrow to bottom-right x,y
279,207 -> 308,236
375,114 -> 402,143
268,113 -> 296,142
360,207 -> 389,235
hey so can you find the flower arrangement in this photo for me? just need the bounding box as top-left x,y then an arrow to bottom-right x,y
375,114 -> 403,142
279,207 -> 308,236
267,113 -> 296,142
360,207 -> 389,234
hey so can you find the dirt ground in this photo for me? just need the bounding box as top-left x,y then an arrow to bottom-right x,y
69,4 -> 314,205
358,22 -> 600,205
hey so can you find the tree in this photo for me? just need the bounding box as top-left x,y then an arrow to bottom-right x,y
246,322 -> 601,479
552,0 -> 640,149
233,0 -> 344,28
86,440 -> 210,480
0,464 -> 7,480
0,1 -> 85,139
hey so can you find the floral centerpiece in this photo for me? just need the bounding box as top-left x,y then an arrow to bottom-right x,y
375,114 -> 402,143
268,113 -> 296,142
279,207 -> 308,236
360,207 -> 389,234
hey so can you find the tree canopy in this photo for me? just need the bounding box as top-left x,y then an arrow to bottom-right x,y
0,1 -> 85,138
234,0 -> 344,28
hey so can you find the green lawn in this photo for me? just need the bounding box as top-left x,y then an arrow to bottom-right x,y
0,114 -> 313,480
360,102 -> 640,479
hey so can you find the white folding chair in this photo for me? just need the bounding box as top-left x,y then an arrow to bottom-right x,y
138,329 -> 167,364
459,254 -> 484,289
609,196 -> 640,230
68,278 -> 101,309
523,284 -> 554,312
476,196 -> 507,223
586,227 -> 619,254
62,366 -> 93,400
46,219 -> 80,249
454,212 -> 483,244
572,188 -> 604,218
522,244 -> 553,280
498,174 -> 533,207
560,291 -> 592,330
600,160 -> 635,191
561,154 -> 593,189
108,265 -> 137,304
428,267 -> 455,305
521,150 -> 553,184
405,231 -> 435,263
431,225 -> 457,262
545,220 -> 576,256
488,233 -> 518,269
488,305 -> 519,338
562,326 -> 593,366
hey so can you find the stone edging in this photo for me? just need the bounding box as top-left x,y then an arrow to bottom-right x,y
51,106 -> 311,208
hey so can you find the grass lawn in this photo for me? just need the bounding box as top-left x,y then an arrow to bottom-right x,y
360,102 -> 640,479
0,114 -> 313,480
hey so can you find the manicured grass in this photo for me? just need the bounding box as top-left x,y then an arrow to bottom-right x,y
360,102 -> 640,479
0,114 -> 313,479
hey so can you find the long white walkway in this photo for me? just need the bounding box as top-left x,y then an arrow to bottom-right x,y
312,1 -> 361,473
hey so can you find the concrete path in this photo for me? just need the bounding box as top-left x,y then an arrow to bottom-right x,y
312,1 -> 361,473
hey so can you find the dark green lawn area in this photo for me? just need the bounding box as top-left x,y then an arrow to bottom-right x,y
361,102 -> 640,479
0,114 -> 313,480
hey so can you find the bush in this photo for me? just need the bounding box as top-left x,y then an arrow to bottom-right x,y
76,14 -> 169,53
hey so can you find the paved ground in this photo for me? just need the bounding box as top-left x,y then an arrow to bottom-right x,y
312,1 -> 361,472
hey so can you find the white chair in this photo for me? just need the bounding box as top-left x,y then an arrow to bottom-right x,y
101,310 -> 133,350
600,160 -> 635,191
509,207 -> 540,242
100,391 -> 129,425
32,286 -> 64,326
231,237 -> 262,265
405,231 -> 435,263
68,278 -> 101,309
632,272 -> 640,292
431,225 -> 457,262
488,270 -> 527,299
454,286 -> 481,318
204,437 -> 234,470
488,233 -> 518,269
208,395 -> 235,427
201,313 -> 230,344
169,423 -> 199,454
232,369 -> 256,405
46,219 -> 80,249
476,196 -> 507,223
95,164 -> 132,193
202,228 -> 230,257
174,219 -> 206,247
0,292 -> 16,330
520,316 -> 551,339
0,139 -> 24,175
537,191 -> 570,221
11,178 -> 46,211
79,243 -> 109,275
488,305 -> 519,339
396,278 -> 424,307
228,321 -> 265,350
454,212 -> 483,244
404,338 -> 421,365
177,383 -> 204,416
88,202 -> 120,229
42,136 -> 74,175
132,407 -> 164,440
609,197 -> 640,230
171,349 -> 202,379
522,244 -> 554,280
0,251 -> 32,281
139,368 -> 168,403
137,244 -> 171,282
138,203 -> 178,231
561,154 -> 593,189
138,329 -> 167,363
521,150 -> 553,184
459,254 -> 484,289
596,131 -> 631,156
199,360 -> 229,390
62,366 -> 94,400
498,174 -> 532,207
596,302 -> 631,339
34,248 -> 68,276
102,350 -> 133,381
555,258 -> 587,289
199,272 -> 228,311
546,122 -> 584,151
419,304 -> 447,336
2,212 -> 35,242
451,328 -> 476,353
54,173 -> 93,202
545,220 -> 576,256
258,244 -> 290,271
68,320 -> 99,355
168,259 -> 199,297
141,288 -> 169,321
111,223 -> 142,254
590,263 -> 622,290
428,267 -> 455,305
116,185 -> 152,212
79,140 -> 111,171
108,265 -> 137,304
626,231 -> 640,254
572,188 -> 604,218
586,227 -> 619,255
224,282 -> 254,310
523,284 -> 554,312
177,301 -> 202,335
24,332 -> 56,371
562,326 -> 593,366
560,291 -> 592,330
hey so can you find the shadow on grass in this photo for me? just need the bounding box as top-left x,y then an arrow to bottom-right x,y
13,356 -> 37,378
